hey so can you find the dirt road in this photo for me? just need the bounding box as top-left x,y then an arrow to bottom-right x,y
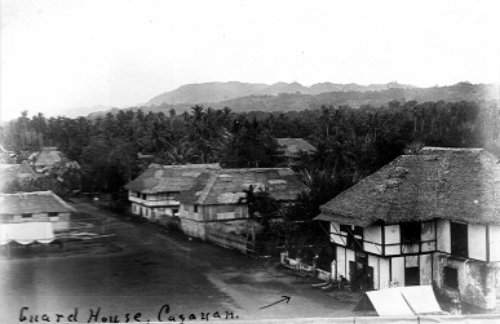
0,201 -> 356,323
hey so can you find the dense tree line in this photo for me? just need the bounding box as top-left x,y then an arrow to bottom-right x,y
1,100 -> 498,209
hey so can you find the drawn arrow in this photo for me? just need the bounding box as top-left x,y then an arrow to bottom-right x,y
259,296 -> 291,310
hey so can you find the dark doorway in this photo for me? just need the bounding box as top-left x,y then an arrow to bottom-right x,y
405,267 -> 420,286
349,252 -> 374,291
443,266 -> 459,290
450,222 -> 468,258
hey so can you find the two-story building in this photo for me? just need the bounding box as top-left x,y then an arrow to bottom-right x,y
315,147 -> 500,309
177,168 -> 307,240
0,191 -> 74,245
124,163 -> 221,221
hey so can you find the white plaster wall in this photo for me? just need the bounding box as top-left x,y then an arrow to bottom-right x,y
437,219 -> 451,253
391,256 -> 405,286
420,254 -> 432,285
330,222 -> 340,233
385,245 -> 400,256
364,242 -> 382,255
364,225 -> 382,243
379,258 -> 390,289
405,255 -> 418,267
468,224 -> 487,261
330,222 -> 347,246
421,241 -> 436,252
331,233 -> 346,246
368,255 -> 379,289
336,246 -> 346,280
421,221 -> 435,241
364,226 -> 382,255
384,225 -> 400,256
385,225 -> 400,244
489,225 -> 500,262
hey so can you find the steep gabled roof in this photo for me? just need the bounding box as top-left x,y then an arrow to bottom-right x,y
124,163 -> 221,194
178,168 -> 307,205
0,164 -> 21,189
18,161 -> 38,178
276,138 -> 316,156
0,191 -> 75,214
316,147 -> 500,226
0,161 -> 40,190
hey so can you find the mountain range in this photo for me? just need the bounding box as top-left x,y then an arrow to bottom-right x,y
57,81 -> 498,119
146,81 -> 415,106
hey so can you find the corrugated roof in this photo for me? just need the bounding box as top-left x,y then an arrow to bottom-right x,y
276,138 -> 316,156
0,191 -> 75,214
178,168 -> 307,205
317,147 -> 500,226
124,163 -> 221,194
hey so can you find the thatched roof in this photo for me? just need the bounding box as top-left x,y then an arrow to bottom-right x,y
276,138 -> 316,156
0,164 -> 20,189
0,191 -> 75,214
124,163 -> 221,194
34,147 -> 64,167
0,162 -> 38,192
178,168 -> 307,205
316,147 -> 500,226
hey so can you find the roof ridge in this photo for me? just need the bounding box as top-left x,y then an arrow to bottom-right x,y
196,172 -> 220,204
149,163 -> 221,169
0,190 -> 53,196
220,167 -> 293,172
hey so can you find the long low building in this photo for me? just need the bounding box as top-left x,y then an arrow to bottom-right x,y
0,191 -> 75,245
315,147 -> 500,310
124,163 -> 221,220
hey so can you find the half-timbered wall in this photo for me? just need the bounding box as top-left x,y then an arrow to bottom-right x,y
330,221 -> 437,257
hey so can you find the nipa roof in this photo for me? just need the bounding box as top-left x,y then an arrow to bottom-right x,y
0,191 -> 75,214
316,147 -> 500,226
124,163 -> 221,194
34,147 -> 64,166
276,138 -> 316,156
0,162 -> 38,192
178,168 -> 307,205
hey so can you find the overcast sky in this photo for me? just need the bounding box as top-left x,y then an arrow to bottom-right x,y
1,0 -> 499,121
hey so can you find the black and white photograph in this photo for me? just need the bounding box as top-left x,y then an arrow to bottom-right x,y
0,0 -> 499,323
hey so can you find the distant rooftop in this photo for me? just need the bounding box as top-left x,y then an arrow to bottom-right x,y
276,138 -> 316,156
34,147 -> 64,167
